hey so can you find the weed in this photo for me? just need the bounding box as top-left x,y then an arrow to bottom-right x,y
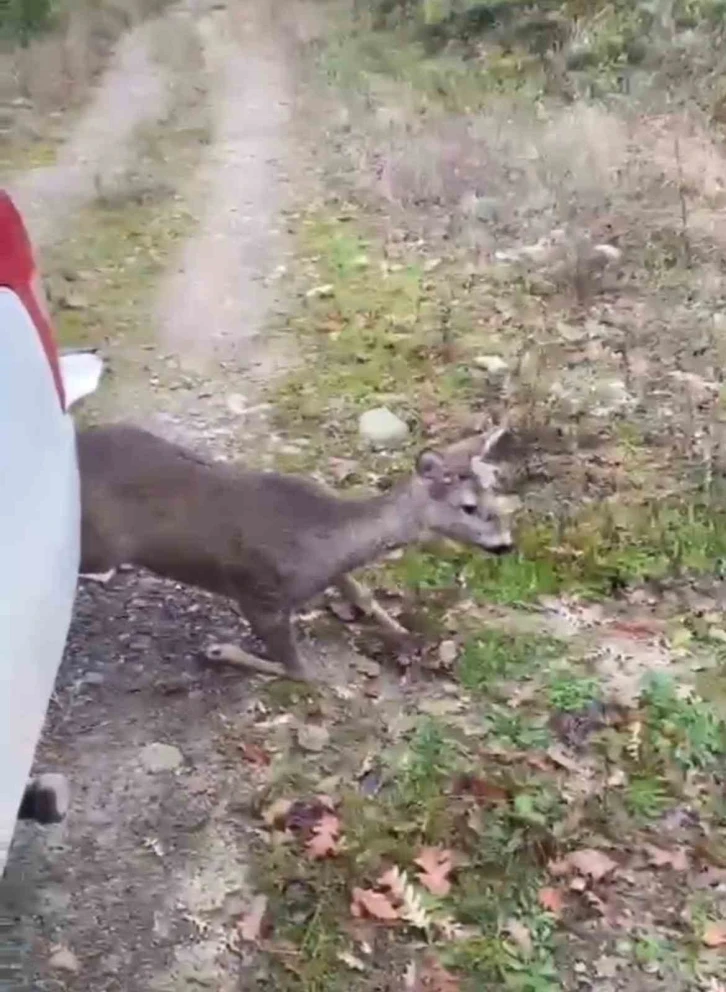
624,774 -> 671,821
398,717 -> 456,803
640,673 -> 726,771
459,630 -> 563,693
489,709 -> 552,751
548,675 -> 601,713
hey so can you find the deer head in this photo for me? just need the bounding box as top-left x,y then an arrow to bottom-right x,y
414,426 -> 515,554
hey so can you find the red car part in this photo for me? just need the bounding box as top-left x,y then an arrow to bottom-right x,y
0,190 -> 66,410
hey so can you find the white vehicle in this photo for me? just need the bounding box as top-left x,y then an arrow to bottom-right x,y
0,190 -> 103,873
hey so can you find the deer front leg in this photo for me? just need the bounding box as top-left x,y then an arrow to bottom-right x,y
335,575 -> 410,641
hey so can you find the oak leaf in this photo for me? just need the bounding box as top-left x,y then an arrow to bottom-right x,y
415,847 -> 454,897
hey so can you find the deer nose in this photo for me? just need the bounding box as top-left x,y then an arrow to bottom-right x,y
488,542 -> 513,556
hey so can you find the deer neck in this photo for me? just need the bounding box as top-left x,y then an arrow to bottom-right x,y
319,479 -> 426,579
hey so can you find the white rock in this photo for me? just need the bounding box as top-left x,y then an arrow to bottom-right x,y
49,946 -> 80,973
358,407 -> 409,448
140,742 -> 183,773
474,354 -> 508,375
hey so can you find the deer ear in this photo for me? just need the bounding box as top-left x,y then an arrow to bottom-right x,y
480,425 -> 510,461
416,449 -> 447,480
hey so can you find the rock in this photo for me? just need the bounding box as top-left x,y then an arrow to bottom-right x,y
139,742 -> 183,773
437,640 -> 459,667
356,657 -> 382,678
474,354 -> 508,375
358,407 -> 409,449
49,946 -> 79,973
296,723 -> 330,753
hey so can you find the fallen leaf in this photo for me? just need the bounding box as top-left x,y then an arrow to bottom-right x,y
306,813 -> 342,859
238,895 -> 268,942
239,741 -> 271,766
420,955 -> 460,991
351,887 -> 400,922
550,848 -> 618,882
452,773 -> 508,805
644,844 -> 689,871
610,619 -> 661,640
505,918 -> 533,956
263,798 -> 293,828
415,847 -> 455,897
538,886 -> 565,915
703,921 -> 726,948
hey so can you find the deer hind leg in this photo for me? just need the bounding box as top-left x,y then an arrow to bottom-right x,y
206,609 -> 309,682
335,575 -> 409,641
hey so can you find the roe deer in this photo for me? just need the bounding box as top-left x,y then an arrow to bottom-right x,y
77,423 -> 515,681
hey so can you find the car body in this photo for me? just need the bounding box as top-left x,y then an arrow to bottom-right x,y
0,190 -> 102,873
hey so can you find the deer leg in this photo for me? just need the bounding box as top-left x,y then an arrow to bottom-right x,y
335,575 -> 409,641
248,611 -> 310,681
207,609 -> 309,682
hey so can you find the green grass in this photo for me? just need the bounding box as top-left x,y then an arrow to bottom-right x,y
459,629 -> 563,692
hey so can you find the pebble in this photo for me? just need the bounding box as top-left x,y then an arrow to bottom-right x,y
139,742 -> 183,773
296,724 -> 330,753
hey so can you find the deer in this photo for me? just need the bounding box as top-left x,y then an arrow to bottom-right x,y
76,423 -> 515,682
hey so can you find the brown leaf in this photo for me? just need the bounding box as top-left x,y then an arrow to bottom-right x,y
452,774 -> 508,805
703,921 -> 726,948
644,844 -> 689,871
538,886 -> 565,915
239,741 -> 271,766
378,866 -> 406,901
351,887 -> 400,922
420,955 -> 460,991
263,798 -> 293,828
415,847 -> 455,897
549,848 -> 618,882
238,895 -> 268,943
505,918 -> 533,956
306,813 -> 342,859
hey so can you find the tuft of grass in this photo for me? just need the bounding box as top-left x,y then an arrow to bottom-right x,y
459,629 -> 564,693
548,674 -> 601,713
639,673 -> 726,772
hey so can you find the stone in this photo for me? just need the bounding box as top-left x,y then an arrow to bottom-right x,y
49,946 -> 79,973
358,407 -> 409,449
139,742 -> 183,773
296,723 -> 330,753
474,354 -> 508,375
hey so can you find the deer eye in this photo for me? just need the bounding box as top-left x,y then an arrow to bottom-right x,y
462,503 -> 477,515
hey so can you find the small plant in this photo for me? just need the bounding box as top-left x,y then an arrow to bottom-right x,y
548,674 -> 601,713
460,630 -> 563,693
640,673 -> 726,770
490,709 -> 552,751
398,717 -> 455,802
625,775 -> 671,821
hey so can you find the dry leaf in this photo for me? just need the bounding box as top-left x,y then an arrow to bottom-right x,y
415,847 -> 454,897
538,886 -> 565,915
306,813 -> 342,859
238,895 -> 268,942
239,741 -> 271,766
550,848 -> 617,882
351,887 -> 400,922
420,955 -> 460,991
263,798 -> 293,828
644,845 -> 689,871
452,773 -> 508,805
703,921 -> 726,948
505,918 -> 533,956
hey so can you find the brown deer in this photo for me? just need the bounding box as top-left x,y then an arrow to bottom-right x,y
77,423 -> 515,680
